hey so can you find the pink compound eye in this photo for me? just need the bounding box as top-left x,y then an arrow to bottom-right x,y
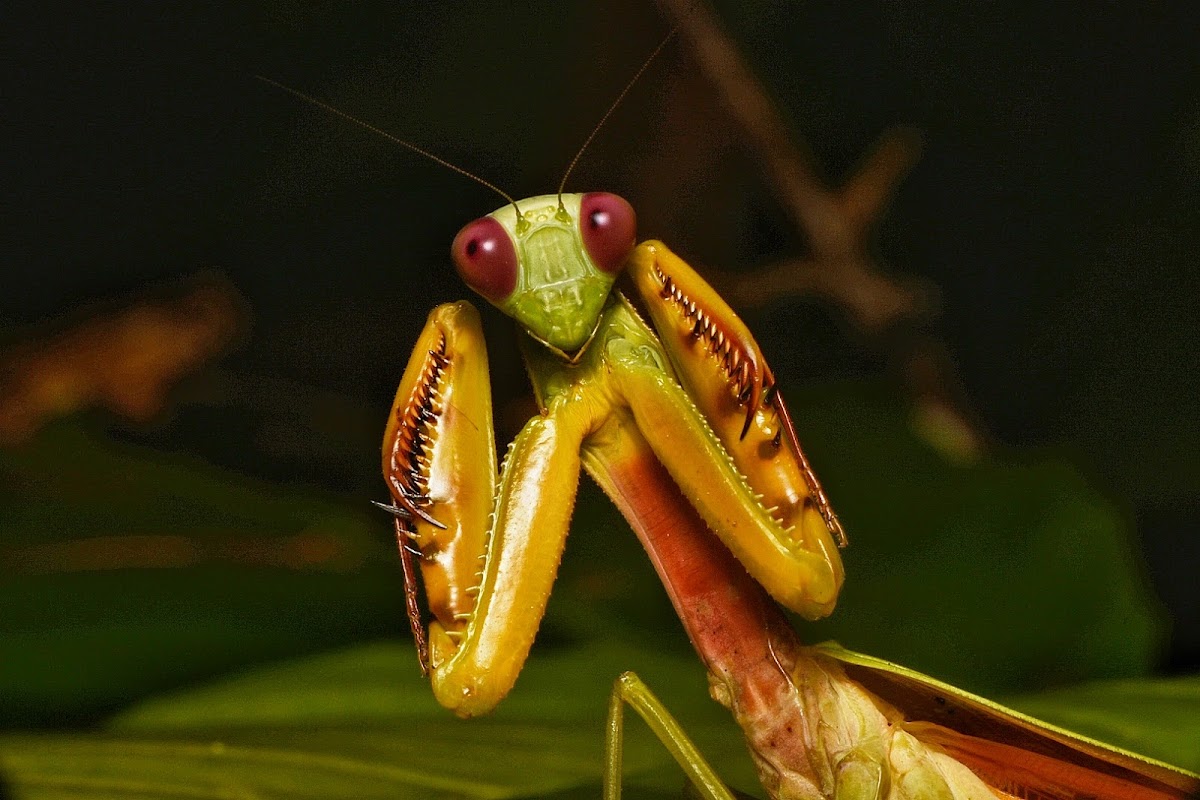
580,193 -> 636,274
451,216 -> 518,301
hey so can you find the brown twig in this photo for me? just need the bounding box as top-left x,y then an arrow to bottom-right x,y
0,274 -> 245,446
655,0 -> 986,460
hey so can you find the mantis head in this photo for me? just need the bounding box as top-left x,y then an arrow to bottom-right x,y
451,192 -> 636,355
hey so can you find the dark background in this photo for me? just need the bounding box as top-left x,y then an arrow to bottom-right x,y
3,0 -> 1198,725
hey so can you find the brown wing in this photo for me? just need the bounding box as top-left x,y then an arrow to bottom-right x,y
820,643 -> 1200,800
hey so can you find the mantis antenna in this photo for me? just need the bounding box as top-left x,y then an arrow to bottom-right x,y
260,15 -> 678,224
255,75 -> 523,219
555,24 -> 680,214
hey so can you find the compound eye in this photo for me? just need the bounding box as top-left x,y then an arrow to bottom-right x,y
451,216 -> 518,301
580,193 -> 636,274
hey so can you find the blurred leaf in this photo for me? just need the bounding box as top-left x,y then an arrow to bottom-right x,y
790,383 -> 1165,695
106,641 -> 725,730
1,641 -> 762,800
2,642 -> 1196,799
0,421 -> 404,726
1005,674 -> 1200,772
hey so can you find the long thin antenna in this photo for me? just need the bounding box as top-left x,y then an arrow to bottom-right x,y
256,76 -> 521,215
556,26 -> 679,203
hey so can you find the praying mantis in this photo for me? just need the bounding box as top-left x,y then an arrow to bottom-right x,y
265,18 -> 1200,799
376,190 -> 1200,799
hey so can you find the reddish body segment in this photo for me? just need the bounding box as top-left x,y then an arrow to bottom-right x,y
594,424 -> 1198,798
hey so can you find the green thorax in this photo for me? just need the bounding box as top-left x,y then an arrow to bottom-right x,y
521,294 -> 673,414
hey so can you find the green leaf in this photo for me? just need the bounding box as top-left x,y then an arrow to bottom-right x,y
789,383 -> 1165,695
1005,674 -> 1200,772
1,641 -> 763,799
0,422 -> 404,726
4,642 -> 1197,799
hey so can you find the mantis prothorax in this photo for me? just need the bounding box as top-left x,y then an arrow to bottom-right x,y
263,33 -> 1200,800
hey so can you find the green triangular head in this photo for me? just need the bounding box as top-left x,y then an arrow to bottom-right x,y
450,192 -> 636,355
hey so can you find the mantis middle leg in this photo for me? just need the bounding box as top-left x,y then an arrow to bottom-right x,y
604,671 -> 740,800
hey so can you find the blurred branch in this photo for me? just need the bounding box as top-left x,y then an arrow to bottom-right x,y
0,274 -> 246,446
0,531 -> 362,574
656,0 -> 986,461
